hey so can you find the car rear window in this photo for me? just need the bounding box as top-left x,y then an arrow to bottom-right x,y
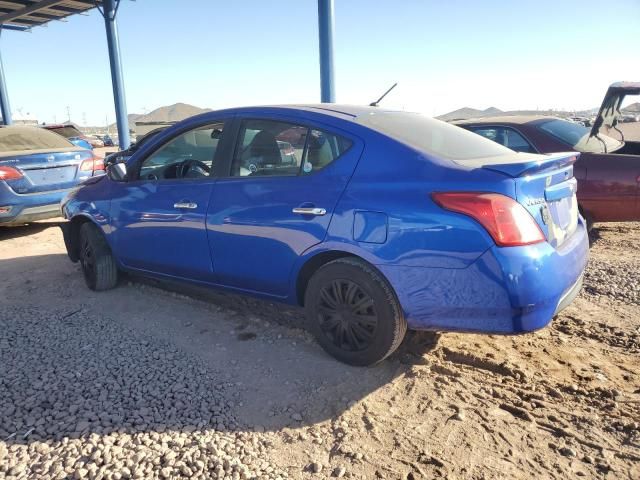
0,127 -> 74,152
537,119 -> 622,153
356,111 -> 513,161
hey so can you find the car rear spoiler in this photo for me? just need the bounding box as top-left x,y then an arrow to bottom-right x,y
590,81 -> 640,138
481,152 -> 579,177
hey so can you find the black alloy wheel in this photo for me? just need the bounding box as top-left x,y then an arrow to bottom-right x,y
305,258 -> 407,366
317,279 -> 379,352
78,222 -> 118,291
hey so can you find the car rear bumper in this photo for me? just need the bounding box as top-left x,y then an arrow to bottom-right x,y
0,182 -> 68,225
378,217 -> 589,334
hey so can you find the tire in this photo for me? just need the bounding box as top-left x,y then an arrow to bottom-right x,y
579,206 -> 594,232
304,258 -> 407,366
79,222 -> 118,291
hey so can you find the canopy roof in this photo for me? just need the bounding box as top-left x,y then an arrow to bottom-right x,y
0,0 -> 97,31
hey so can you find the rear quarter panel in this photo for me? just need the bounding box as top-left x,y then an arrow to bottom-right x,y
318,134 -> 515,269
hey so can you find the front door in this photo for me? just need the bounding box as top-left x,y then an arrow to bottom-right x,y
207,117 -> 362,296
111,120 -> 230,281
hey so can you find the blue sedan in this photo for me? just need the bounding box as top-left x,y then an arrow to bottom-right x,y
60,105 -> 589,365
0,126 -> 101,226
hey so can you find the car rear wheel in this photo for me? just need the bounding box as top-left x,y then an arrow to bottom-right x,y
79,222 -> 118,291
304,258 -> 407,366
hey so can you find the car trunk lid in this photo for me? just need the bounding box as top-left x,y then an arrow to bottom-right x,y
482,152 -> 580,248
590,81 -> 640,139
0,148 -> 93,194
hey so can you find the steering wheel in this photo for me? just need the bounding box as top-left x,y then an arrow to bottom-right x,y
178,159 -> 211,178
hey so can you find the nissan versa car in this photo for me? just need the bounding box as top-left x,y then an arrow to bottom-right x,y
0,126 -> 102,226
60,105 -> 589,365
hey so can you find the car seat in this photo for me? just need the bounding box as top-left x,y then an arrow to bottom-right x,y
249,130 -> 281,165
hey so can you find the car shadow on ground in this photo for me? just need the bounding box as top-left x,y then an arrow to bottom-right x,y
0,221 -> 60,241
588,227 -> 601,246
0,253 -> 441,446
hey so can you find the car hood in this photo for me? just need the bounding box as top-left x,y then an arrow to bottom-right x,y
590,81 -> 640,138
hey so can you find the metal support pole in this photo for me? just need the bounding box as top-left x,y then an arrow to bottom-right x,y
101,0 -> 129,149
317,0 -> 335,103
0,28 -> 12,125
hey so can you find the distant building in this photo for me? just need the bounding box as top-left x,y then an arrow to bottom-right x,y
13,112 -> 38,126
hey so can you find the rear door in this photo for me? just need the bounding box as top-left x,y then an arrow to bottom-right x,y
110,119 -> 230,281
207,116 -> 363,296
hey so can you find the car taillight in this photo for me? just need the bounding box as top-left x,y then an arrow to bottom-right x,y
0,166 -> 23,181
80,156 -> 104,174
432,192 -> 545,247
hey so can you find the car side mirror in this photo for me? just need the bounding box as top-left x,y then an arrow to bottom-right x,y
107,162 -> 128,182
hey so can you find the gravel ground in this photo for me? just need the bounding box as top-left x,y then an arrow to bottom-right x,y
0,221 -> 639,479
0,305 -> 286,480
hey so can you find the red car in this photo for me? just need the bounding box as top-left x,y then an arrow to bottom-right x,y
454,82 -> 640,228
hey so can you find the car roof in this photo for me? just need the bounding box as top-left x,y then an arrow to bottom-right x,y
216,104 -> 404,120
452,115 -> 560,126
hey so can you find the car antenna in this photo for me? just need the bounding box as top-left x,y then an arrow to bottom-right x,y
370,83 -> 398,107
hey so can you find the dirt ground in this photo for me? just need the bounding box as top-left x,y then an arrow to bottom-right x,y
0,221 -> 639,480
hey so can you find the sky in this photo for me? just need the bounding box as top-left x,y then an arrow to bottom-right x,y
2,0 -> 640,126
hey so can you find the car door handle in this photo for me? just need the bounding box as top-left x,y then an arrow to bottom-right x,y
174,202 -> 198,209
292,207 -> 327,216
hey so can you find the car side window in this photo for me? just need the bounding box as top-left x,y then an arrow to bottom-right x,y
301,129 -> 352,175
230,119 -> 352,177
138,122 -> 225,181
503,128 -> 536,153
470,126 -> 535,153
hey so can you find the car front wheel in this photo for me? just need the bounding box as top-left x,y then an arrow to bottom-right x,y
79,222 -> 118,291
305,258 -> 407,366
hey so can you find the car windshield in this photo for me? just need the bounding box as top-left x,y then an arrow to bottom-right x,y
356,111 -> 513,161
134,127 -> 169,150
0,126 -> 74,152
48,126 -> 83,138
538,119 -> 623,153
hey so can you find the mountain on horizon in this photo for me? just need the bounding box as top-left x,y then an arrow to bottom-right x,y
623,102 -> 640,113
437,106 -> 607,121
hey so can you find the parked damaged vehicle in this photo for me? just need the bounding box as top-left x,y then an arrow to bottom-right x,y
455,82 -> 640,228
0,126 -> 102,226
61,105 -> 588,365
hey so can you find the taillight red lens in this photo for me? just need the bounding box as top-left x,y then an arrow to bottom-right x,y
80,157 -> 104,173
432,192 -> 545,247
80,158 -> 94,171
0,166 -> 23,181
